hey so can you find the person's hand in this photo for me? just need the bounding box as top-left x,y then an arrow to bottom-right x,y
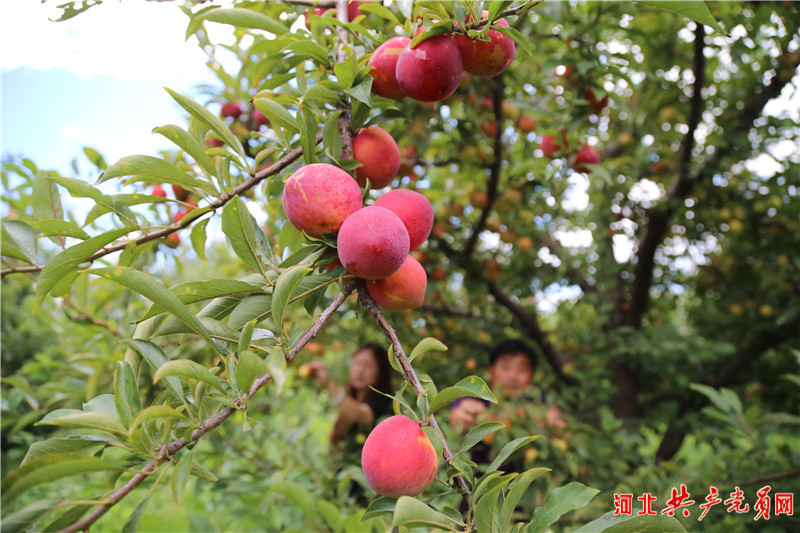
450,398 -> 486,432
305,361 -> 329,388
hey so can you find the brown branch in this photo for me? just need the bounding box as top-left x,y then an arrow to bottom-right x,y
63,299 -> 124,340
628,24 -> 705,327
356,280 -> 472,511
486,280 -> 579,386
740,469 -> 799,488
57,281 -> 356,533
1,133 -> 323,280
457,0 -> 542,33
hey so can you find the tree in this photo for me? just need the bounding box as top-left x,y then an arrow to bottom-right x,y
2,1 -> 798,532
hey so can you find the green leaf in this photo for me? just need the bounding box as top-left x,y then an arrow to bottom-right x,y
344,77 -> 373,106
635,1 -> 726,34
22,437 -> 109,465
528,482 -> 600,533
129,405 -> 186,431
101,155 -> 216,196
361,496 -> 396,521
499,468 -> 550,531
429,376 -> 496,414
153,360 -> 225,394
171,450 -> 193,507
32,172 -> 63,222
272,481 -> 317,518
42,505 -> 93,533
238,320 -> 257,356
271,265 -> 311,333
228,294 -> 273,331
2,220 -> 39,263
455,421 -> 507,457
197,7 -> 289,34
358,2 -> 401,25
165,88 -> 246,160
490,24 -> 532,56
1,453 -> 122,503
152,124 -> 218,178
488,1 -> 514,24
83,147 -> 107,170
475,482 -> 506,533
334,59 -> 357,89
114,361 -> 142,428
191,218 -> 210,262
235,351 -> 269,395
91,266 -> 215,348
122,339 -> 183,401
0,498 -> 64,533
487,436 -> 541,473
190,462 -> 218,483
391,496 -> 459,531
33,219 -> 90,240
315,500 -> 344,533
254,98 -> 299,131
221,197 -> 271,277
34,227 -> 134,312
139,279 -> 265,322
322,111 -> 344,161
121,497 -> 150,533
410,22 -> 454,49
45,412 -> 128,435
409,337 -> 448,362
303,84 -> 341,106
575,511 -> 688,533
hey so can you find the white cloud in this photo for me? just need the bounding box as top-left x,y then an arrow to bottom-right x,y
0,0 -> 212,81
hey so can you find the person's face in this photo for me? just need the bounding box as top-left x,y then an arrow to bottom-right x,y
349,349 -> 380,390
488,353 -> 533,395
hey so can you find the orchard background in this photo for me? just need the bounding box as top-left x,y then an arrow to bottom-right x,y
1,1 -> 799,532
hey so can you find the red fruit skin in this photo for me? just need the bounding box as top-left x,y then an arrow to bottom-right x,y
173,209 -> 188,223
304,0 -> 360,27
367,36 -> 411,99
337,206 -> 410,280
540,134 -> 569,159
479,120 -> 499,137
207,138 -> 225,148
584,87 -> 609,114
453,13 -> 515,78
352,126 -> 401,189
367,256 -> 427,311
282,163 -> 363,238
396,35 -> 463,103
573,145 -> 601,173
165,232 -> 181,248
221,102 -> 243,119
172,185 -> 191,201
361,415 -> 439,498
517,116 -> 536,134
374,189 -> 433,251
252,110 -> 270,126
152,185 -> 167,197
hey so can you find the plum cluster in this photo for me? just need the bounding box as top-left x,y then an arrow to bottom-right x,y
367,11 -> 517,103
282,162 -> 433,312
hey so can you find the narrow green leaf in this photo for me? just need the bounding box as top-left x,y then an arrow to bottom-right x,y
272,481 -> 317,518
238,320 -> 257,356
410,22 -> 454,48
322,110 -> 344,161
455,421 -> 506,457
47,176 -> 137,224
490,24 -> 532,56
429,376 -> 497,414
190,218 -> 210,262
475,483 -> 506,533
271,265 -> 311,333
528,482 -> 600,533
282,40 -> 329,64
34,227 -> 134,312
153,360 -> 225,394
228,294 -> 273,331
487,436 -> 541,473
488,1 -> 514,24
253,98 -> 299,131
165,88 -> 246,160
139,279 -> 265,322
121,497 -> 150,533
391,497 -> 458,531
101,155 -> 216,195
83,147 -> 107,170
500,468 -> 550,531
1,453 -> 122,503
358,2 -> 400,25
33,219 -> 90,240
171,451 -> 193,507
129,405 -> 186,431
33,172 -> 63,221
91,266 -> 215,348
315,500 -> 344,533
152,124 -> 217,177
22,437 -> 109,465
46,412 -> 127,435
235,351 -> 269,395
333,60 -> 357,89
575,511 -> 688,533
636,1 -> 726,34
190,462 -> 218,483
122,339 -> 183,401
114,361 -> 142,428
361,496 -> 396,521
343,77 -> 373,106
42,505 -> 92,533
1,498 -> 64,533
221,197 -> 270,277
409,337 -> 448,362
2,220 -> 39,263
197,7 -> 289,34
303,84 -> 341,106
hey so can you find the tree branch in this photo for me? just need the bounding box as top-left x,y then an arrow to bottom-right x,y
57,280 -> 356,533
356,280 -> 472,511
740,469 -> 799,488
1,133 -> 323,280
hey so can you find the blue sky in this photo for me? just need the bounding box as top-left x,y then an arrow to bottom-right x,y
1,0 -> 220,176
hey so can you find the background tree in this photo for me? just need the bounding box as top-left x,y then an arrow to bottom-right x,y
2,1 -> 798,532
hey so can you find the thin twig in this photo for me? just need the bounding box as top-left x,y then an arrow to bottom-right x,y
356,280 -> 472,511
57,282 -> 356,533
456,0 -> 542,34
